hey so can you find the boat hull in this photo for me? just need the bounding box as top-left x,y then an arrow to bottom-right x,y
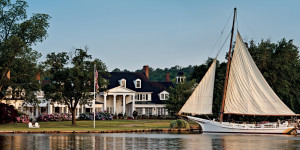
188,116 -> 296,134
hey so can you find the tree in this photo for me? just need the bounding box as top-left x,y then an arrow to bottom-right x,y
0,0 -> 50,103
112,68 -> 121,72
248,39 -> 300,113
43,49 -> 109,125
135,65 -> 194,82
166,80 -> 196,115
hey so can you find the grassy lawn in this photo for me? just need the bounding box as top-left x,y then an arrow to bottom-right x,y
0,119 -> 173,131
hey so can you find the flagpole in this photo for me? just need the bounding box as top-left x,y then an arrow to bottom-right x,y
93,63 -> 96,128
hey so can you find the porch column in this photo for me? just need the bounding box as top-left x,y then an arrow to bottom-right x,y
142,108 -> 145,115
35,106 -> 39,117
103,94 -> 107,111
113,94 -> 116,115
81,105 -> 84,113
122,95 -> 126,115
48,103 -> 52,114
132,94 -> 135,115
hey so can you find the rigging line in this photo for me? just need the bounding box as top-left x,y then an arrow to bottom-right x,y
216,31 -> 231,57
239,12 -> 258,40
209,10 -> 234,56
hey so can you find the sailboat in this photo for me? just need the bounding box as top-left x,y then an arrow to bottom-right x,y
179,8 -> 298,134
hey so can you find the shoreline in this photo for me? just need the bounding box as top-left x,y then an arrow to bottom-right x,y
0,128 -> 200,134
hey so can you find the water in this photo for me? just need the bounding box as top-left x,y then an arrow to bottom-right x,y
0,132 -> 299,150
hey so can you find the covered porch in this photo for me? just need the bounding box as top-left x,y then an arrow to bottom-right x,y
98,86 -> 136,116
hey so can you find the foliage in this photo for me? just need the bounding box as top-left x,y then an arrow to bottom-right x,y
0,0 -> 50,103
42,48 -> 109,125
169,119 -> 190,129
248,39 -> 300,114
79,112 -> 113,120
118,113 -> 123,118
0,103 -> 19,123
112,68 -> 130,72
166,80 -> 196,115
132,111 -> 138,117
135,65 -> 194,82
16,115 -> 30,123
37,113 -> 72,122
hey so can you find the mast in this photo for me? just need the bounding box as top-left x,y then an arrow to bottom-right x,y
219,8 -> 236,122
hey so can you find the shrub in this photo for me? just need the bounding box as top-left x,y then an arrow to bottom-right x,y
132,111 -> 138,118
37,113 -> 72,122
79,112 -> 113,120
169,119 -> 190,129
16,115 -> 30,123
118,113 -> 123,118
0,103 -> 19,124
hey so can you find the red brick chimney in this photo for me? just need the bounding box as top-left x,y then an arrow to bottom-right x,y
143,65 -> 149,79
165,72 -> 170,82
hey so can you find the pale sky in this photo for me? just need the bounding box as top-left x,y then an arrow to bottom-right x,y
27,0 -> 300,71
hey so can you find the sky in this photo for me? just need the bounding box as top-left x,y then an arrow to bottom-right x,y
26,0 -> 300,71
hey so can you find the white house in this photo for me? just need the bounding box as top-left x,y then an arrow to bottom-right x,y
1,65 -> 185,118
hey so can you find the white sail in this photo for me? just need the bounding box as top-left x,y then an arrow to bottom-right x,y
179,59 -> 217,115
224,32 -> 295,116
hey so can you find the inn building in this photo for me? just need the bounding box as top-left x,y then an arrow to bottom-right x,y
2,65 -> 185,118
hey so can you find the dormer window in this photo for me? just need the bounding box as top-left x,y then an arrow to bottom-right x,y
134,79 -> 141,88
119,79 -> 126,88
159,91 -> 169,100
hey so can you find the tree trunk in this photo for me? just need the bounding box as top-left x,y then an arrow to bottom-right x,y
72,109 -> 76,125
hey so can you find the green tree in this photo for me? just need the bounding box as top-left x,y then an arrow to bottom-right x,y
166,80 -> 196,115
248,39 -> 300,113
43,49 -> 109,125
135,65 -> 194,82
0,0 -> 50,103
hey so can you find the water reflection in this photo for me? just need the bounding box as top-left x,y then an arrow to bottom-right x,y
0,133 -> 299,150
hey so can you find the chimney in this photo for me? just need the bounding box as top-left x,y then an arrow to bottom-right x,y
36,72 -> 41,81
143,65 -> 149,79
165,72 -> 170,82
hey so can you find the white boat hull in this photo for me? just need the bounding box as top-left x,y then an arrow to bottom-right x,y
188,116 -> 296,134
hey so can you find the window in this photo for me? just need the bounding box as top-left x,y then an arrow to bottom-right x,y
137,81 -> 141,88
165,94 -> 169,99
159,91 -> 169,100
136,108 -> 143,115
134,79 -> 142,88
135,93 -> 151,101
176,77 -> 185,83
119,79 -> 126,88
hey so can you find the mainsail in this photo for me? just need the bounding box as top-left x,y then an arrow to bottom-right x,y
179,59 -> 217,115
224,31 -> 295,116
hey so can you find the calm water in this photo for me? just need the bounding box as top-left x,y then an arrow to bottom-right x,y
0,132 -> 299,150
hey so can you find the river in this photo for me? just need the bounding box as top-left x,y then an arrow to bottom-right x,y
0,132 -> 299,150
